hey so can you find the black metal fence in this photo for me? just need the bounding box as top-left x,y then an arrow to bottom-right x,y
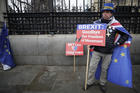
6,12 -> 100,35
5,0 -> 140,35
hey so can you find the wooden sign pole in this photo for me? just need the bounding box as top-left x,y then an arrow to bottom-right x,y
74,54 -> 76,72
85,45 -> 90,90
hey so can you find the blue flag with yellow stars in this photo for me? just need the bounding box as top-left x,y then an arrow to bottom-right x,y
94,34 -> 132,88
107,32 -> 132,88
0,23 -> 16,70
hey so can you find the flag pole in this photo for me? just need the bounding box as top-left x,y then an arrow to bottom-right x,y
85,45 -> 90,90
74,54 -> 76,72
73,44 -> 76,72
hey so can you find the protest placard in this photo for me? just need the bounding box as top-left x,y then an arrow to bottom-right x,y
65,42 -> 83,56
65,42 -> 83,72
76,24 -> 107,46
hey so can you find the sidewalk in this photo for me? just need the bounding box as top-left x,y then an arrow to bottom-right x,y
0,65 -> 139,93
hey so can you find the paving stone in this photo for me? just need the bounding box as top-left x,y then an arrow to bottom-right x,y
0,65 -> 139,93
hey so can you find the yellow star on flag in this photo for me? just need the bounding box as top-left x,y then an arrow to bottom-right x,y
114,59 -> 118,63
8,52 -> 11,55
6,49 -> 9,52
124,45 -> 127,48
121,53 -> 125,56
126,80 -> 129,84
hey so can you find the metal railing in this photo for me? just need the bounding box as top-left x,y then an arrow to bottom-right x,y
4,0 -> 140,34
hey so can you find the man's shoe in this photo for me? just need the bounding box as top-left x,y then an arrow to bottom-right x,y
82,83 -> 98,91
99,84 -> 107,93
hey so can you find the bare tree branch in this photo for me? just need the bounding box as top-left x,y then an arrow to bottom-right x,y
11,0 -> 20,12
17,0 -> 33,7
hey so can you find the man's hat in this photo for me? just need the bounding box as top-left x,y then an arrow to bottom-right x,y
101,3 -> 115,12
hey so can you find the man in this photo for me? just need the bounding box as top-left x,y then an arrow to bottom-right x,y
85,3 -> 130,93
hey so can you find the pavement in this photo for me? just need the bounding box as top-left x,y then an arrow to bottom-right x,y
0,65 -> 140,93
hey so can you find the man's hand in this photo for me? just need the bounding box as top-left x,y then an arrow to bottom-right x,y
87,45 -> 90,50
114,42 -> 120,47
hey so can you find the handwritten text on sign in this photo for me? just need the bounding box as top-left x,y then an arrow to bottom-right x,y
76,24 -> 107,46
66,43 -> 83,56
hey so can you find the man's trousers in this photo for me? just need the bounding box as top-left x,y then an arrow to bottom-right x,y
87,51 -> 112,85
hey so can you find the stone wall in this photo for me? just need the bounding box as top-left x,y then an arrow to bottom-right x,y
9,34 -> 140,65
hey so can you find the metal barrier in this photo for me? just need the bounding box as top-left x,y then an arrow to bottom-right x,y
5,12 -> 140,35
6,12 -> 100,35
4,0 -> 140,34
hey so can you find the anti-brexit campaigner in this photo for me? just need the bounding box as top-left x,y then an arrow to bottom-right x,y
84,3 -> 132,93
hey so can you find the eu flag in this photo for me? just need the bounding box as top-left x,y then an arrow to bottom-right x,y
0,23 -> 16,70
107,37 -> 132,88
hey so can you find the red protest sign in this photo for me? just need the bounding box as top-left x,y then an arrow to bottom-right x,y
76,24 -> 107,46
65,42 -> 84,56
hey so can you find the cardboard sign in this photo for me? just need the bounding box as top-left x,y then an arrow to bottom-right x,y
66,42 -> 83,56
76,24 -> 107,46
